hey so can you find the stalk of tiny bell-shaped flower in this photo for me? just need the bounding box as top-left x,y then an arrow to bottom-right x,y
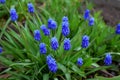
39,43 -> 47,54
115,23 -> 120,34
77,58 -> 83,66
40,25 -> 50,36
50,37 -> 59,50
27,2 -> 34,13
10,8 -> 18,22
46,55 -> 58,73
84,9 -> 90,20
0,47 -> 3,54
63,38 -> 71,50
81,35 -> 89,48
104,53 -> 112,66
34,30 -> 41,41
48,18 -> 57,30
62,16 -> 70,37
0,0 -> 6,4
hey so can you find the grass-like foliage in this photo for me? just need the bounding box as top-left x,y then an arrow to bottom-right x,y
0,0 -> 120,80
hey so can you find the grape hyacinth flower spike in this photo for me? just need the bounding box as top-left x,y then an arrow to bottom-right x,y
63,38 -> 71,50
28,3 -> 34,13
46,55 -> 58,73
104,53 -> 112,66
116,23 -> 120,34
62,16 -> 70,36
62,16 -> 68,22
51,37 -> 59,50
77,58 -> 83,66
48,18 -> 57,30
40,25 -> 50,36
0,0 -> 6,4
34,30 -> 41,41
0,47 -> 3,53
89,17 -> 94,26
10,8 -> 18,21
81,35 -> 89,48
84,9 -> 90,20
39,43 -> 47,54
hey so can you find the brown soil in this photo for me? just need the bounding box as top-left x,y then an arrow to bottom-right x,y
93,0 -> 120,26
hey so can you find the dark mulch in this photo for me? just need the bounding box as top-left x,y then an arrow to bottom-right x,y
92,0 -> 120,26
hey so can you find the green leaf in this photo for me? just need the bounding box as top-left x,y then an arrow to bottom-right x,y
95,75 -> 120,80
43,74 -> 49,80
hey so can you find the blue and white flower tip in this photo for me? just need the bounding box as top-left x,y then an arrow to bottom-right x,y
81,35 -> 89,48
48,18 -> 57,30
46,55 -> 58,73
51,37 -> 59,50
28,3 -> 34,13
63,38 -> 71,50
89,17 -> 94,26
0,0 -> 6,4
10,8 -> 18,22
0,47 -> 3,53
104,53 -> 112,66
77,58 -> 83,66
39,43 -> 47,54
84,9 -> 90,20
40,25 -> 50,36
116,23 -> 120,34
34,30 -> 41,41
62,16 -> 68,22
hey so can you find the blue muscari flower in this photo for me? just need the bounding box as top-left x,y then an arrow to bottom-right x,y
39,43 -> 47,54
34,30 -> 41,41
51,37 -> 59,50
62,16 -> 68,22
46,55 -> 58,73
63,38 -> 71,50
40,25 -> 50,36
84,9 -> 90,20
104,53 -> 112,66
116,24 -> 120,34
10,8 -> 18,21
62,21 -> 70,36
89,17 -> 94,26
81,35 -> 89,48
28,3 -> 34,13
77,58 -> 83,66
0,47 -> 3,53
48,18 -> 57,30
0,0 -> 6,4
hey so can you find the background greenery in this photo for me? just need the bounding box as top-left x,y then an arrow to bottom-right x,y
0,0 -> 120,80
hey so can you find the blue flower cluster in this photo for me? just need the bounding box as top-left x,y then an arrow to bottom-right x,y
84,9 -> 94,26
81,35 -> 89,48
116,23 -> 120,34
34,30 -> 41,41
62,16 -> 70,36
39,43 -> 47,54
0,47 -> 3,53
63,38 -> 71,50
28,3 -> 34,13
84,9 -> 90,20
0,0 -> 5,4
48,18 -> 57,30
104,53 -> 112,66
40,25 -> 50,36
32,16 -> 72,73
77,58 -> 83,66
9,3 -> 34,21
10,8 -> 18,22
51,37 -> 59,50
3,2 -> 114,74
46,55 -> 58,73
